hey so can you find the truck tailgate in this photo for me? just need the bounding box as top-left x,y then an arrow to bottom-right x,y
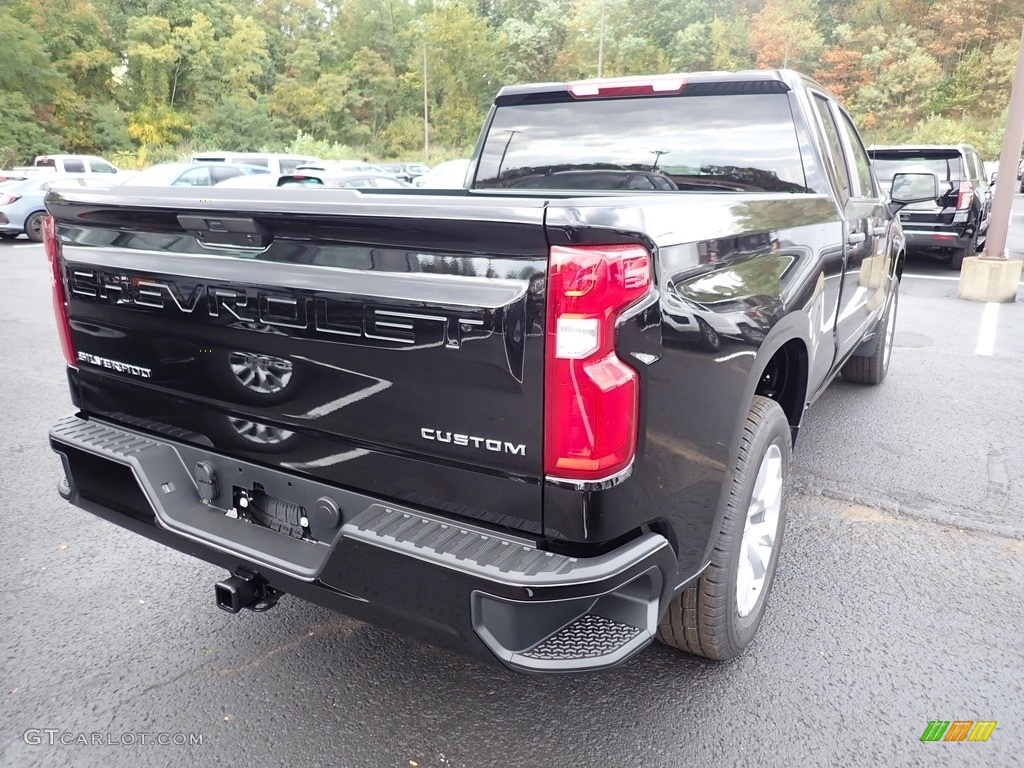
47,187 -> 549,533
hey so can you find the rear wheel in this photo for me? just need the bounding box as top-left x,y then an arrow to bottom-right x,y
24,211 -> 46,242
949,231 -> 978,270
842,281 -> 898,385
656,395 -> 791,660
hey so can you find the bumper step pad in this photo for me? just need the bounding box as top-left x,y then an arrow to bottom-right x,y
520,614 -> 644,661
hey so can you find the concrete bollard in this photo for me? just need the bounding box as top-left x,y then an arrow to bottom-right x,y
956,255 -> 1023,303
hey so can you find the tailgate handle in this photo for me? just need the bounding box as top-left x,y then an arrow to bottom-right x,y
177,215 -> 272,250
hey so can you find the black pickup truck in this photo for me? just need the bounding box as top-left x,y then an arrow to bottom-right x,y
46,70 -> 934,674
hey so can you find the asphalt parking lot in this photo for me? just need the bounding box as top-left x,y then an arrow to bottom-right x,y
2,200 -> 1023,767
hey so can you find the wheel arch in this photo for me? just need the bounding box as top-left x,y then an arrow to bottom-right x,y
743,315 -> 814,445
688,316 -> 812,581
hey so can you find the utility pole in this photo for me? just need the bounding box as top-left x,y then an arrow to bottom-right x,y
957,21 -> 1024,302
983,22 -> 1024,262
423,40 -> 429,164
597,0 -> 605,78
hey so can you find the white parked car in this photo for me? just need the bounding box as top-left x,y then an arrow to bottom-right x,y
413,159 -> 471,189
191,152 -> 319,176
33,154 -> 120,175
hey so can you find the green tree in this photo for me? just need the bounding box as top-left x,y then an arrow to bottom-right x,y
749,0 -> 825,71
193,95 -> 278,150
219,16 -> 271,97
169,13 -> 217,110
124,15 -> 177,109
420,2 -> 508,148
0,93 -> 58,165
0,9 -> 65,162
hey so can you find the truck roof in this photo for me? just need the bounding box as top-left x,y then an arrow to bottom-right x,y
495,69 -> 808,105
866,144 -> 980,153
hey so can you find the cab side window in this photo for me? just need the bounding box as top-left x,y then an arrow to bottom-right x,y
966,152 -> 985,185
174,167 -> 212,186
210,166 -> 243,184
835,109 -> 877,199
810,94 -> 851,205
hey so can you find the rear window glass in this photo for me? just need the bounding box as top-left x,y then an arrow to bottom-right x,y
474,93 -> 810,193
870,152 -> 964,183
34,158 -> 57,168
278,158 -> 306,173
278,176 -> 324,187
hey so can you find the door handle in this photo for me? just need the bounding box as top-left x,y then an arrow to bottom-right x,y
847,232 -> 866,245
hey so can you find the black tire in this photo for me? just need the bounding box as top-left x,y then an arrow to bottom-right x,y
841,281 -> 898,385
656,395 -> 791,660
24,211 -> 47,242
949,243 -> 970,270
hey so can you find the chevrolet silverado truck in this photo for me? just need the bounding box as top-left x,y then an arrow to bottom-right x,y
46,70 -> 935,674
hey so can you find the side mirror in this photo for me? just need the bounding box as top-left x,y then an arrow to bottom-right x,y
890,172 -> 939,205
990,172 -> 998,185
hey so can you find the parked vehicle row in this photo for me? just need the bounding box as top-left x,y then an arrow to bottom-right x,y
191,153 -> 435,184
217,170 -> 412,189
6,146 -> 1017,246
122,162 -> 271,187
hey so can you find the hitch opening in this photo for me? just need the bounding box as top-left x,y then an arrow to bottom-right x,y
215,570 -> 280,613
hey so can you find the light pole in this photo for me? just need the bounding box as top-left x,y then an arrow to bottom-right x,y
983,21 -> 1024,263
597,0 -> 606,78
957,21 -> 1024,302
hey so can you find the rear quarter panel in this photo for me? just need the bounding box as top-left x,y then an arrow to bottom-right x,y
542,193 -> 843,578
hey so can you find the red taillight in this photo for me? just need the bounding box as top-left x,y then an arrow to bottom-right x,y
568,75 -> 686,99
956,181 -> 972,210
43,215 -> 76,368
544,244 -> 652,480
0,193 -> 19,205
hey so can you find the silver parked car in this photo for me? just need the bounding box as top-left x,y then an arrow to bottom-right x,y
0,175 -> 115,241
216,170 -> 413,189
122,162 -> 271,187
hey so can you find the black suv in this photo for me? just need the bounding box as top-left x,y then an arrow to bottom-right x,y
868,144 -> 991,269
